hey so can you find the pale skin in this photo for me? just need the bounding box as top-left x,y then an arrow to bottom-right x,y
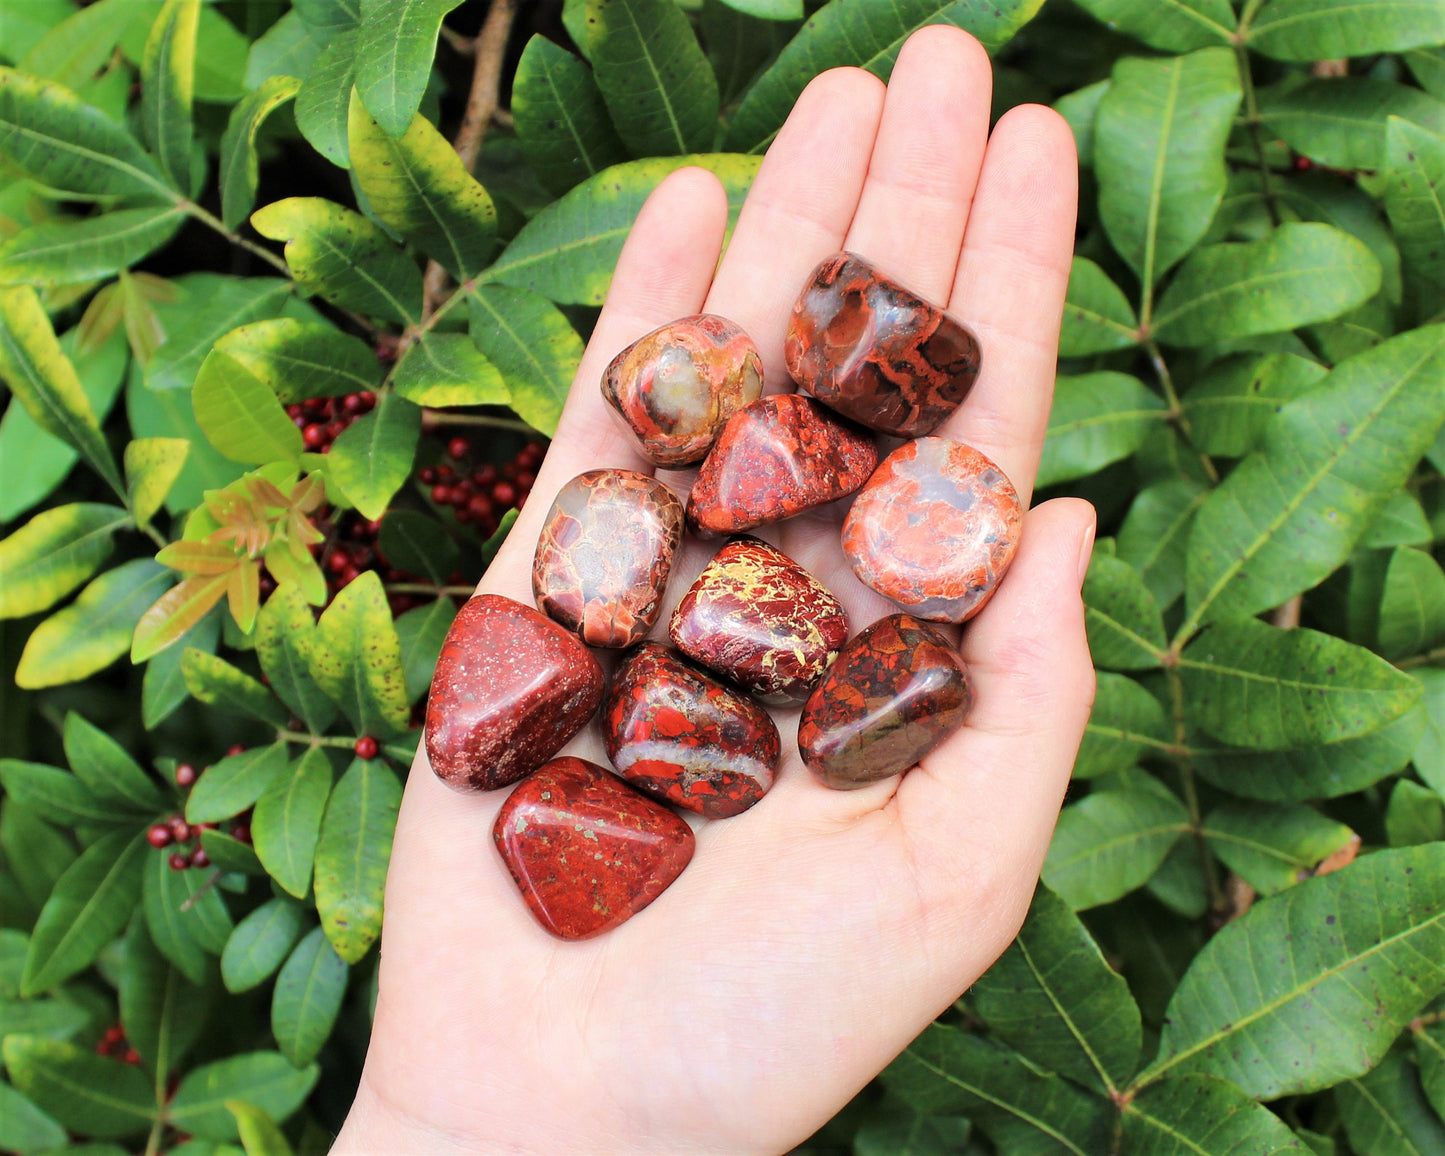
333,26 -> 1094,1155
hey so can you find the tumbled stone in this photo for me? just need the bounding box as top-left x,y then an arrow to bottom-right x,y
799,615 -> 973,789
604,643 -> 780,818
601,314 -> 764,467
532,469 -> 684,649
685,393 -> 877,537
843,437 -> 1021,623
492,756 -> 695,940
784,252 -> 981,437
669,536 -> 848,706
424,594 -> 603,792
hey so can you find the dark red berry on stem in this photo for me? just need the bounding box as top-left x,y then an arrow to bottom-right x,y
169,818 -> 192,843
420,466 -> 438,485
448,436 -> 471,461
231,822 -> 252,844
493,482 -> 517,508
123,1048 -> 141,1065
431,484 -> 452,505
168,852 -> 188,871
467,494 -> 493,520
303,423 -> 326,449
226,743 -> 246,757
146,824 -> 173,848
327,550 -> 351,574
189,847 -> 210,869
175,763 -> 197,787
104,1025 -> 125,1046
355,735 -> 380,760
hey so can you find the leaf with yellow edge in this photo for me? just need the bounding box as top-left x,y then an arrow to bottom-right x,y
0,503 -> 129,619
124,437 -> 189,529
310,570 -> 409,738
131,571 -> 231,663
221,76 -> 303,230
141,0 -> 200,190
228,1099 -> 295,1156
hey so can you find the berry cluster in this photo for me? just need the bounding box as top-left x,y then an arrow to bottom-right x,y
285,392 -> 378,453
152,748 -> 252,870
419,436 -> 546,538
96,1024 -> 140,1066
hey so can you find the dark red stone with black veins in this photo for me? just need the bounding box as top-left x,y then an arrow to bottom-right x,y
532,469 -> 684,648
685,394 -> 878,537
843,437 -> 1022,623
492,756 -> 695,940
798,615 -> 974,789
424,594 -> 603,792
604,643 -> 780,818
669,536 -> 849,706
784,251 -> 981,437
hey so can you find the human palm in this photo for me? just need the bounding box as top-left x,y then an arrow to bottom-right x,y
334,27 -> 1093,1155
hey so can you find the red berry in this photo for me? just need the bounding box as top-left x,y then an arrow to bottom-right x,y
467,494 -> 493,520
169,818 -> 192,843
431,484 -> 453,505
175,763 -> 198,787
336,566 -> 360,588
420,466 -> 439,484
168,852 -> 188,871
327,550 -> 351,574
227,743 -> 246,757
473,464 -> 497,486
358,390 -> 376,408
492,482 -> 517,507
104,1025 -> 125,1046
189,847 -> 210,869
1294,155 -> 1313,171
436,464 -> 456,482
230,822 -> 252,844
303,423 -> 326,448
448,436 -> 471,461
343,392 -> 366,414
123,1048 -> 140,1065
146,824 -> 173,849
355,736 -> 379,760
516,470 -> 536,491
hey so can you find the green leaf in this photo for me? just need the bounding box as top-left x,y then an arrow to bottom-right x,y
1143,843 -> 1445,1098
229,1100 -> 296,1156
347,92 -> 496,279
186,743 -> 291,825
1121,1074 -> 1304,1156
0,991 -> 90,1043
1202,801 -> 1356,895
252,197 -> 423,326
222,897 -> 307,993
0,503 -> 129,620
391,331 -> 508,410
1095,48 -> 1241,288
1386,780 -> 1445,847
1409,47 -> 1445,101
0,760 -> 129,828
62,712 -> 167,813
1418,1022 -> 1445,1121
294,30 -> 358,168
715,0 -> 801,17
1039,373 -> 1163,490
140,0 -> 199,190
512,35 -> 629,196
1276,171 -> 1405,307
245,11 -> 320,90
1077,672 -> 1170,780
1183,326 -> 1445,629
394,596 -> 456,703
220,76 -> 303,231
1363,489 -> 1434,550
200,828 -> 265,876
129,571 -> 230,664
125,437 -> 190,529
972,883 -> 1142,1094
1337,1048 -> 1445,1156
1116,479 -> 1208,611
192,349 -> 304,465
313,757 -> 400,963
17,558 -> 171,689
254,584 -> 337,733
119,917 -> 211,1075
326,391 -> 421,521
1384,118 -> 1445,299
22,831 -> 146,996
1378,547 -> 1445,661
378,511 -> 459,586
310,570 -> 411,739
295,0 -> 361,37
253,748 -> 332,900
142,846 -> 231,983
1413,669 -> 1445,798
467,284 -> 583,436
1258,78 -> 1445,172
169,1052 -> 318,1141
1070,0 -> 1234,52
118,1 -> 248,104
724,0 -> 1047,153
182,649 -> 290,727
129,361 -> 249,512
2,1035 -> 154,1140
18,0 -> 149,91
1247,0 -> 1445,62
1,801 -> 76,912
483,154 -> 760,305
271,925 -> 346,1067
0,1079 -> 66,1154
145,277 -> 293,394
0,285 -> 125,497
1058,257 -> 1139,357
1042,786 -> 1189,910
1082,551 -> 1167,671
354,0 -> 462,137
0,205 -> 187,287
211,317 -> 378,404
1180,353 -> 1328,459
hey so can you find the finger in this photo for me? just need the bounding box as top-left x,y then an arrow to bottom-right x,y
940,104 -> 1078,506
842,26 -> 992,304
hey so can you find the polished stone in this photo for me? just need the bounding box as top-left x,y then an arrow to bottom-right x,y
798,615 -> 973,789
843,437 -> 1021,623
669,536 -> 848,706
601,314 -> 763,467
492,756 -> 695,940
425,594 -> 603,791
604,642 -> 780,818
784,252 -> 981,437
685,393 -> 877,537
533,469 -> 684,648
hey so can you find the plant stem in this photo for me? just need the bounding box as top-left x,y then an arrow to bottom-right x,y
1270,595 -> 1302,629
1399,645 -> 1445,670
1169,668 -> 1224,913
181,200 -> 292,277
421,409 -> 535,433
1233,0 -> 1281,226
1147,340 -> 1220,484
384,583 -> 474,596
276,728 -> 363,750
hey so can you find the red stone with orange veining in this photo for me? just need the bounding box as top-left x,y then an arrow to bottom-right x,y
604,643 -> 780,818
601,314 -> 763,467
492,756 -> 694,940
532,469 -> 683,648
669,536 -> 849,706
424,594 -> 603,792
842,438 -> 1022,623
784,252 -> 981,437
685,394 -> 877,537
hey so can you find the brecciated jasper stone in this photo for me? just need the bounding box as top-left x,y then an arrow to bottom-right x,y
669,536 -> 848,706
605,643 -> 780,819
532,469 -> 684,648
784,252 -> 981,437
685,393 -> 878,537
425,595 -> 603,791
601,314 -> 764,467
492,756 -> 694,940
799,615 -> 973,789
843,437 -> 1022,623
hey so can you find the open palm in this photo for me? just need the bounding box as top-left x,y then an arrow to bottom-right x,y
334,27 -> 1093,1155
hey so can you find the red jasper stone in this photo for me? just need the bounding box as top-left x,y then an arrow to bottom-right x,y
601,314 -> 764,467
492,756 -> 694,939
784,252 -> 981,437
669,536 -> 849,706
685,394 -> 877,537
532,469 -> 684,648
843,438 -> 1022,623
799,615 -> 974,789
604,643 -> 780,818
425,594 -> 603,792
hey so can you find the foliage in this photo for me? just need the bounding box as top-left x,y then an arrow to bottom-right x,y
0,0 -> 1443,1151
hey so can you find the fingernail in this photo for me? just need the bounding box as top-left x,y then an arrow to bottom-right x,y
1076,518 -> 1097,588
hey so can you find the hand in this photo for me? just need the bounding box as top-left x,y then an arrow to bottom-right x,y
333,26 -> 1092,1155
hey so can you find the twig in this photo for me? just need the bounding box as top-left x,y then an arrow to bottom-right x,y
421,409 -> 536,434
1270,595 -> 1302,629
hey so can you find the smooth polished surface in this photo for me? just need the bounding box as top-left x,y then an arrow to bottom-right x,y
685,393 -> 878,537
492,757 -> 695,940
843,437 -> 1022,623
669,536 -> 849,706
425,595 -> 603,792
784,251 -> 981,436
604,643 -> 780,818
601,314 -> 764,467
798,615 -> 973,789
532,469 -> 684,648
